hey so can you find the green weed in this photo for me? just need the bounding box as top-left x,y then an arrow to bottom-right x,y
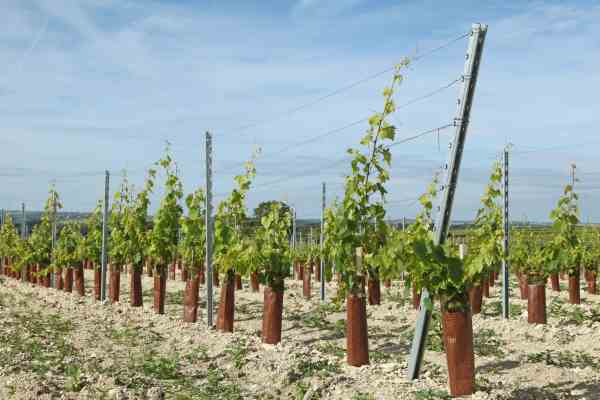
414,388 -> 451,399
224,339 -> 250,369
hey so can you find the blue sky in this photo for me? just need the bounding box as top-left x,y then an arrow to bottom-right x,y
1,0 -> 600,221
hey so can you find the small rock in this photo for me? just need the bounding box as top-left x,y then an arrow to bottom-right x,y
147,386 -> 164,400
108,388 -> 128,400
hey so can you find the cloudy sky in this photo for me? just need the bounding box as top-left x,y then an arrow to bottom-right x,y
1,0 -> 600,222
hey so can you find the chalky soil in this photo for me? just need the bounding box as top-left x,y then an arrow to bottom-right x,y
1,272 -> 599,399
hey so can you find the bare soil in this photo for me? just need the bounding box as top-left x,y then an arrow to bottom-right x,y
1,271 -> 599,399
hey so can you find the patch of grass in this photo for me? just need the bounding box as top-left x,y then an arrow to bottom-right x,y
296,358 -> 339,376
198,367 -> 243,400
294,382 -> 310,400
300,305 -> 346,339
318,302 -> 343,314
352,392 -> 375,400
224,339 -> 250,369
474,328 -> 505,358
302,310 -> 330,330
110,326 -> 140,346
0,309 -> 78,377
167,290 -> 185,305
421,361 -> 444,379
549,298 -> 600,326
414,388 -> 451,399
526,349 -> 600,370
370,350 -> 393,362
64,365 -> 85,392
141,352 -> 180,380
333,319 -> 346,337
184,344 -> 209,364
287,356 -> 340,384
482,300 -> 523,318
549,297 -> 586,325
318,342 -> 345,358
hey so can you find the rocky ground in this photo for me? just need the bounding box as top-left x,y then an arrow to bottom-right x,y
1,270 -> 600,400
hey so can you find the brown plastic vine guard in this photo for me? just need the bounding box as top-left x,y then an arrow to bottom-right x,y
183,273 -> 200,323
303,267 -> 312,299
169,262 -> 176,280
488,271 -> 495,288
216,275 -> 235,332
75,265 -> 85,296
153,268 -> 167,314
109,265 -> 120,303
346,293 -> 369,367
482,278 -> 490,298
213,270 -> 220,287
250,272 -> 260,292
550,273 -> 560,291
585,271 -> 597,295
55,268 -> 64,290
32,264 -> 38,283
367,279 -> 381,306
568,274 -> 581,304
64,268 -> 73,292
235,274 -> 243,290
468,285 -> 482,314
527,284 -> 546,324
199,268 -> 206,285
314,262 -> 320,282
297,263 -> 304,281
518,273 -> 528,300
181,267 -> 188,282
130,268 -> 143,306
442,310 -> 475,397
262,287 -> 283,344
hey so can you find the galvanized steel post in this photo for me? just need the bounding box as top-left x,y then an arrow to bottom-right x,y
205,131 -> 215,328
320,182 -> 326,301
100,171 -> 110,301
501,147 -> 510,319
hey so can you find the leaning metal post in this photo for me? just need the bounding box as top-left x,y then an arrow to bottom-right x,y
407,23 -> 488,380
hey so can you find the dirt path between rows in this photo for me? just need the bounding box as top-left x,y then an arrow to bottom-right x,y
1,271 -> 600,399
